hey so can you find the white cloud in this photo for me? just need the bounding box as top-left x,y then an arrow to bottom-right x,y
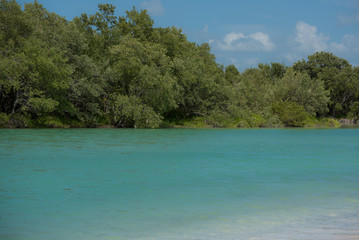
140,0 -> 164,16
222,32 -> 245,48
250,32 -> 275,51
291,21 -> 359,55
285,21 -> 359,66
218,31 -> 275,52
208,39 -> 215,44
294,21 -> 329,52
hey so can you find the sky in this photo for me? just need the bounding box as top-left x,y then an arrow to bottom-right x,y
20,0 -> 359,70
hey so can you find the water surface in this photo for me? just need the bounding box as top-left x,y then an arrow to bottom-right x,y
0,129 -> 358,240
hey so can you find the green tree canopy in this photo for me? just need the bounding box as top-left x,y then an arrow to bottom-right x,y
1,1 -> 358,128
273,68 -> 329,116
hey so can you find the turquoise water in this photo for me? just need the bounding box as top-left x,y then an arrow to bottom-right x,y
0,129 -> 359,240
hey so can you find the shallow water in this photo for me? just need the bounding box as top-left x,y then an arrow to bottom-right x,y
0,129 -> 358,240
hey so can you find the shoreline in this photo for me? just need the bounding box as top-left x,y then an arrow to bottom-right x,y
1,117 -> 358,129
1,125 -> 359,129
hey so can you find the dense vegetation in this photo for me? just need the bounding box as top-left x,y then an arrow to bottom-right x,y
1,0 -> 359,128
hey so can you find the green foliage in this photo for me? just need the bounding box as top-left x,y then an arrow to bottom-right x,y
270,62 -> 287,79
0,113 -> 9,127
293,52 -> 350,79
109,36 -> 179,114
304,117 -> 340,128
205,109 -> 234,128
165,116 -> 211,128
7,113 -> 28,128
238,114 -> 267,128
293,52 -> 359,118
224,65 -> 240,84
273,68 -> 329,116
235,111 -> 282,128
1,1 -> 358,129
272,101 -> 309,127
237,68 -> 273,116
30,115 -> 68,128
348,102 -> 359,121
322,66 -> 359,117
120,7 -> 154,41
110,94 -> 162,128
26,97 -> 59,113
0,0 -> 32,48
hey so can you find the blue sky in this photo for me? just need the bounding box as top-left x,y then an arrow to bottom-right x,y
21,0 -> 359,70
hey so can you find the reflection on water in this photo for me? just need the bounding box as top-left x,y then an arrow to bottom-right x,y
0,129 -> 359,240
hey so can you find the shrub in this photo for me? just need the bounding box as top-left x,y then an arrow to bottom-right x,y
206,110 -> 233,128
110,94 -> 162,128
304,117 -> 340,128
0,113 -> 10,128
31,116 -> 68,128
348,102 -> 359,122
272,101 -> 309,127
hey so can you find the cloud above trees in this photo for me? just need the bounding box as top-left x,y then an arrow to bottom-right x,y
294,21 -> 329,52
291,21 -> 359,56
210,20 -> 359,69
218,31 -> 275,52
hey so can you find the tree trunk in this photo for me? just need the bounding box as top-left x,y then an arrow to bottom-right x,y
10,91 -> 19,119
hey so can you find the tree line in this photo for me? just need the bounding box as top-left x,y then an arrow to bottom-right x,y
1,0 -> 359,128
